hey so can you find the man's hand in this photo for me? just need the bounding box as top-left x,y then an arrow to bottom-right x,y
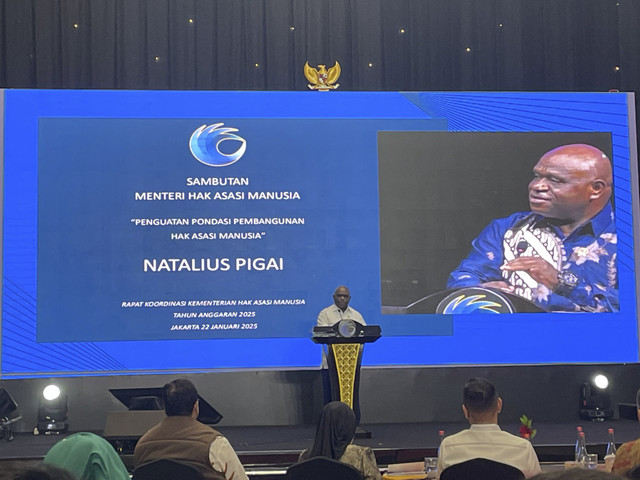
480,281 -> 515,293
501,257 -> 560,289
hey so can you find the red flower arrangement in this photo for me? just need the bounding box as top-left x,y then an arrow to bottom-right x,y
519,414 -> 537,439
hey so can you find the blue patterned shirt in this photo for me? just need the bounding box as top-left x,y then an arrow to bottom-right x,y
447,204 -> 618,312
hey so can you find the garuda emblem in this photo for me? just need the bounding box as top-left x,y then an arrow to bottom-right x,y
304,61 -> 341,91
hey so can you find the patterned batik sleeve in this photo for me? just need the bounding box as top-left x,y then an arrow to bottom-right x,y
447,217 -> 512,288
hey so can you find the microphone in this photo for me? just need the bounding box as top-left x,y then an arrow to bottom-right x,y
516,240 -> 529,255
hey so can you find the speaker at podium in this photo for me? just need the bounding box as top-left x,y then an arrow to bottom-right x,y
312,321 -> 381,435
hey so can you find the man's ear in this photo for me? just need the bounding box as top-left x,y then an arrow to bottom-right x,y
496,397 -> 503,414
192,399 -> 200,419
590,179 -> 607,199
462,404 -> 470,420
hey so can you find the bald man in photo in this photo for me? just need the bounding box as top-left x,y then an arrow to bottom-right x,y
448,144 -> 618,312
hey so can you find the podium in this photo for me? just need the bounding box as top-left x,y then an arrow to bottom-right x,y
312,321 -> 381,427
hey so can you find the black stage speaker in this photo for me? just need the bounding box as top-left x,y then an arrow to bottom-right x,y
0,388 -> 18,419
109,387 -> 222,424
0,388 -> 21,441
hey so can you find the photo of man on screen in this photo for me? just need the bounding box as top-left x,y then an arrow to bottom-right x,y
447,144 -> 618,312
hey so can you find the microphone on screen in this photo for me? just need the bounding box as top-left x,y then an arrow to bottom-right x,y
516,240 -> 529,256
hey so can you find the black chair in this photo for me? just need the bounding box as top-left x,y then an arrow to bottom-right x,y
133,459 -> 204,480
286,457 -> 363,480
440,458 -> 525,480
627,464 -> 640,480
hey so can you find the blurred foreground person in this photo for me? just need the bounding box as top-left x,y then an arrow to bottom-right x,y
299,401 -> 381,480
437,377 -> 541,478
134,378 -> 248,480
8,462 -> 77,480
612,388 -> 640,476
44,432 -> 129,480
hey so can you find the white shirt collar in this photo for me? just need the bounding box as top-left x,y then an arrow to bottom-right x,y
469,424 -> 501,431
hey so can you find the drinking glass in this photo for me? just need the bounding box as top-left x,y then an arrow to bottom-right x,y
424,457 -> 438,477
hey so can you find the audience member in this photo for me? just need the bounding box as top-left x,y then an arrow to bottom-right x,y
437,377 -> 542,478
7,462 -> 77,480
134,378 -> 248,480
299,401 -> 381,480
43,432 -> 128,480
612,388 -> 640,476
529,470 -> 625,480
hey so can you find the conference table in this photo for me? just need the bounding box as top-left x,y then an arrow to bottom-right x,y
381,461 -> 597,480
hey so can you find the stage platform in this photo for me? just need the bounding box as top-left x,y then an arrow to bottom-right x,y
1,419 -> 638,478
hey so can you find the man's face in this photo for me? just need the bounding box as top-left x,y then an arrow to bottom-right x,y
333,287 -> 351,311
528,152 -> 596,221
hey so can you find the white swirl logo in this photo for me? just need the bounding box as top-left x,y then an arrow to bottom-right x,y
189,123 -> 247,167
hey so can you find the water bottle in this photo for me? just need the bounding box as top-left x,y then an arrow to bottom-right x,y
606,428 -> 617,457
574,426 -> 583,461
576,431 -> 589,466
604,428 -> 617,471
426,429 -> 445,478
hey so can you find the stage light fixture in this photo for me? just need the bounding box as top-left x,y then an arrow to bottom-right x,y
593,374 -> 609,389
37,384 -> 68,434
43,384 -> 61,401
580,373 -> 613,421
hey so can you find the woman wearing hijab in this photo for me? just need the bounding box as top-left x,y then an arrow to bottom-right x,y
300,401 -> 381,480
43,432 -> 130,480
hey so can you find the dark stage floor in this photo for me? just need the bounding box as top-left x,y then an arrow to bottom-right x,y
1,419 -> 639,475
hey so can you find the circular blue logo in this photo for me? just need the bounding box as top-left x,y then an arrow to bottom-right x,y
189,123 -> 247,167
436,287 -> 515,314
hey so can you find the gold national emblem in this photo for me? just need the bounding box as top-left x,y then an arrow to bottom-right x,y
304,61 -> 341,91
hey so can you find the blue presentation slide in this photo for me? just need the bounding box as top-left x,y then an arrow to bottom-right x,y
36,116 -> 449,342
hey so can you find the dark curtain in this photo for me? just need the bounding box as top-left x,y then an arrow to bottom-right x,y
1,0 -> 638,94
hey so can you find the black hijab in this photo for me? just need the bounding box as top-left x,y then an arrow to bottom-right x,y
305,401 -> 357,461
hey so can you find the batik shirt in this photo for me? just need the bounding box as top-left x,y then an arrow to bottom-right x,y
612,438 -> 640,476
447,204 -> 618,312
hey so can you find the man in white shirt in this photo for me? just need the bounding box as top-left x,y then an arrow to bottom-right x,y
437,377 -> 542,479
317,285 -> 366,327
316,285 -> 366,405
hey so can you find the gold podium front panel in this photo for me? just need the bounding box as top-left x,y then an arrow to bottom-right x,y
331,343 -> 362,408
